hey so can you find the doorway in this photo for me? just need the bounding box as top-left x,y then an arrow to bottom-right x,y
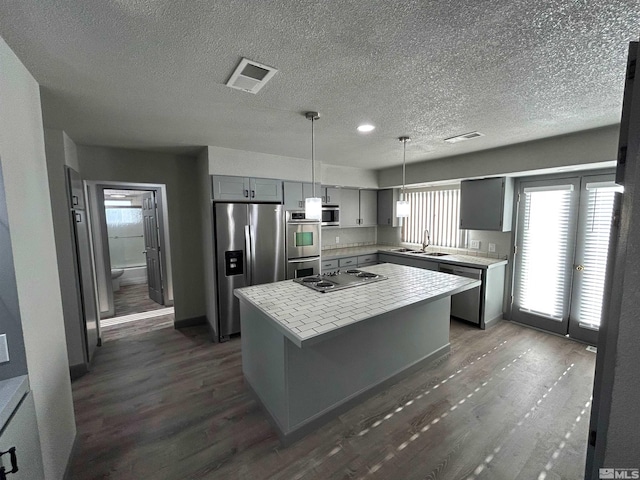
511,172 -> 620,344
85,181 -> 174,330
103,189 -> 165,317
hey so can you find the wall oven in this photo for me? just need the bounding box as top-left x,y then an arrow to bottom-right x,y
286,211 -> 321,279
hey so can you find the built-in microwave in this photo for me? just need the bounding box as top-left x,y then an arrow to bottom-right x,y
322,205 -> 340,226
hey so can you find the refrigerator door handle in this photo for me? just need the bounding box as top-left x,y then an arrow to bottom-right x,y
244,224 -> 253,285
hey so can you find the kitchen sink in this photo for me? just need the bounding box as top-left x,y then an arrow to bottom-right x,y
392,248 -> 423,253
421,252 -> 451,257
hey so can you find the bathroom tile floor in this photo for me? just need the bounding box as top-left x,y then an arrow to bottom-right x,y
113,283 -> 166,317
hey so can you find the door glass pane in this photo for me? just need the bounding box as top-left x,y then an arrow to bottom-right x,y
577,183 -> 620,329
519,186 -> 573,320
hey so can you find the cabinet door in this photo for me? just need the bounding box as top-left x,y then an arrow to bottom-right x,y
325,187 -> 341,206
212,175 -> 250,201
0,392 -> 44,480
377,189 -> 402,227
340,188 -> 360,227
284,182 -> 304,210
460,178 -> 512,231
302,183 -> 321,202
249,178 -> 283,203
359,190 -> 378,226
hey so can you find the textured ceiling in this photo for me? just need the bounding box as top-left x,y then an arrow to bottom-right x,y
0,1 -> 639,170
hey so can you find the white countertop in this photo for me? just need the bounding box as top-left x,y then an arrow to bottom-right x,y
235,263 -> 480,347
0,375 -> 29,431
322,244 -> 508,269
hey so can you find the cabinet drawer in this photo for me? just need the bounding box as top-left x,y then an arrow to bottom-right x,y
321,259 -> 339,270
338,256 -> 358,267
357,254 -> 378,265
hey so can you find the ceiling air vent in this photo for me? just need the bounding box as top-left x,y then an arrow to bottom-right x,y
444,131 -> 485,144
226,58 -> 278,94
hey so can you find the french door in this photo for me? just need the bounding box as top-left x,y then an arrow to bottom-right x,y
512,174 -> 618,345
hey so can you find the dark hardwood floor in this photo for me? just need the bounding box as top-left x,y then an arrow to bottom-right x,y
113,283 -> 165,317
69,317 -> 596,479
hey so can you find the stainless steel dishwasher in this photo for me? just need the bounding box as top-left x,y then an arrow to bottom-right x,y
439,264 -> 483,324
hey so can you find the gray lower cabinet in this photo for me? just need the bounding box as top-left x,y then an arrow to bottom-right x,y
0,392 -> 44,480
212,175 -> 282,203
357,254 -> 378,267
321,259 -> 339,274
338,256 -> 358,268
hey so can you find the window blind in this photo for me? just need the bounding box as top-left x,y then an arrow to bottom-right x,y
402,188 -> 462,247
518,186 -> 573,320
578,184 -> 618,329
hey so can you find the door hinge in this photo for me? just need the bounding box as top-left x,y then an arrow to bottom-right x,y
589,429 -> 597,447
627,58 -> 636,80
514,245 -> 518,255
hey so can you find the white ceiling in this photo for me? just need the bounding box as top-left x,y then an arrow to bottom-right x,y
1,1 -> 639,170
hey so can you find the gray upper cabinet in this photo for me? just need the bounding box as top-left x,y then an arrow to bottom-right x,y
283,182 -> 321,210
323,187 -> 341,205
377,189 -> 402,227
212,175 -> 282,203
460,177 -> 514,231
340,188 -> 360,227
359,190 -> 378,226
338,188 -> 377,227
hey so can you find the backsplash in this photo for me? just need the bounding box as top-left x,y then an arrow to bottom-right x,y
322,227 -> 376,249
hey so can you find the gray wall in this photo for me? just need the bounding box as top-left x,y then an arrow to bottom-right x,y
197,148 -> 217,337
0,160 -> 28,380
0,35 -> 76,480
44,129 -> 86,369
378,125 -> 619,188
77,146 -> 206,322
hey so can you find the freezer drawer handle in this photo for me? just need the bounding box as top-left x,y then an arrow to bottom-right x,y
0,446 -> 18,477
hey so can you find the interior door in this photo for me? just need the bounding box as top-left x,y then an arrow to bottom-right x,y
568,174 -> 620,344
142,191 -> 163,305
511,177 -> 580,334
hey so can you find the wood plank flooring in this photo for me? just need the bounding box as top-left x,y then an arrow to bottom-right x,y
113,283 -> 165,317
69,318 -> 596,480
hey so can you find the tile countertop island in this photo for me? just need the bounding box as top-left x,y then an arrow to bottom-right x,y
234,263 -> 480,444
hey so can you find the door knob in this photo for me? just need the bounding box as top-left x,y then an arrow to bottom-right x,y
575,264 -> 585,271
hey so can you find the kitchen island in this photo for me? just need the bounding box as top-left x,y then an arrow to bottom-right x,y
234,263 -> 480,444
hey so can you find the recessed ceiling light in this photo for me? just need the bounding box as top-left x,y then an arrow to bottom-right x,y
357,124 -> 375,133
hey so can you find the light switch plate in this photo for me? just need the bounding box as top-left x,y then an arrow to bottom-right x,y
470,240 -> 480,249
488,243 -> 496,253
0,334 -> 8,363
336,236 -> 340,244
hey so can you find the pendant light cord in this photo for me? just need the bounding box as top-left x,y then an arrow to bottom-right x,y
311,116 -> 316,198
399,136 -> 410,200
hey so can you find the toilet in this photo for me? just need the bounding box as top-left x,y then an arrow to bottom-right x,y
111,268 -> 124,292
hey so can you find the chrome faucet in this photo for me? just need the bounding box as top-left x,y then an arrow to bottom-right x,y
422,229 -> 430,251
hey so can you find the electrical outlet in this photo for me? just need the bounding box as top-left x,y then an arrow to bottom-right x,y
488,243 -> 496,253
470,240 -> 480,249
0,334 -> 8,363
335,236 -> 340,244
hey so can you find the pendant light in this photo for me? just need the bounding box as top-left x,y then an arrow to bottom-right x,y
305,111 -> 322,220
396,136 -> 411,217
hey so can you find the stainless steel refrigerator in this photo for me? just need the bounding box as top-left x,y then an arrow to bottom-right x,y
214,203 -> 285,341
